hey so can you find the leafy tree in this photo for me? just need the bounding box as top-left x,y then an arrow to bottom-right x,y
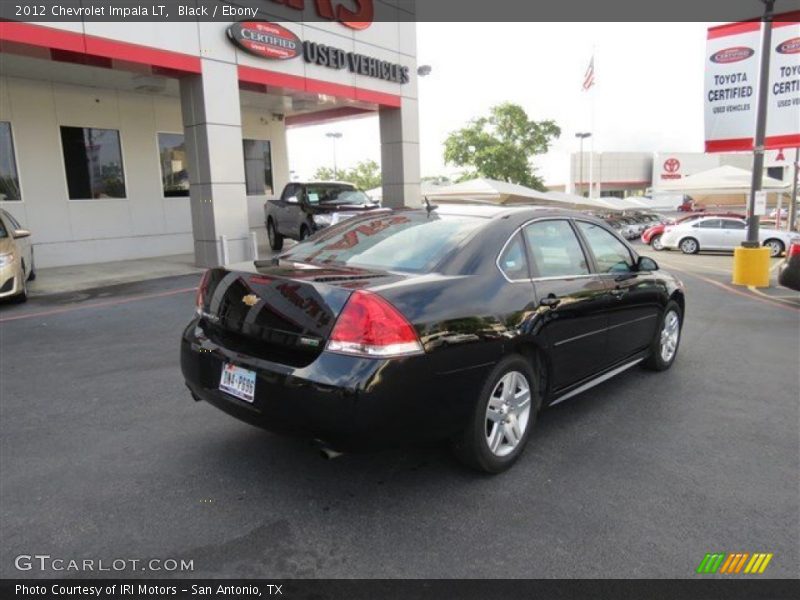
312,159 -> 382,191
443,102 -> 560,191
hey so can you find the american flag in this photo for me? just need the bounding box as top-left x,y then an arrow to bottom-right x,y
582,56 -> 595,91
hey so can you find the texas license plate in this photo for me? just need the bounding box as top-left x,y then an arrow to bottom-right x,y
219,363 -> 256,404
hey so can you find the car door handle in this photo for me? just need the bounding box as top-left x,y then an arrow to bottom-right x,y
609,288 -> 627,299
539,296 -> 561,308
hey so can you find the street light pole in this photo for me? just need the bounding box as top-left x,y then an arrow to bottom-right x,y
575,132 -> 591,197
325,132 -> 343,179
744,0 -> 775,247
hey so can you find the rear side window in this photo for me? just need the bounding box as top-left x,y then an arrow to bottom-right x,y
524,220 -> 590,278
721,219 -> 746,230
281,213 -> 485,273
695,219 -> 721,229
576,221 -> 634,274
498,233 -> 529,280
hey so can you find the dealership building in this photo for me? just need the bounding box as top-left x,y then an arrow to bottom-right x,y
567,149 -> 794,201
0,8 -> 419,268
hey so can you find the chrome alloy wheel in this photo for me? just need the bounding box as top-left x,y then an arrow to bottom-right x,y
660,310 -> 680,363
485,371 -> 531,457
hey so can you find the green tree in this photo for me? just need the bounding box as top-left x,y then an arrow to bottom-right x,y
312,159 -> 382,191
443,102 -> 560,191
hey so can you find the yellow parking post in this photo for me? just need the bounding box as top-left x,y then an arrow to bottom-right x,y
732,246 -> 771,288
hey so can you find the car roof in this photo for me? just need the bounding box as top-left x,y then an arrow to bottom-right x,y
429,202 -> 590,221
297,181 -> 357,187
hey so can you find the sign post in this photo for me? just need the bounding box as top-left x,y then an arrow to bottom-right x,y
744,0 -> 776,248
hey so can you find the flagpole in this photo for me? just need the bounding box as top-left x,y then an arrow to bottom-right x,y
589,45 -> 596,199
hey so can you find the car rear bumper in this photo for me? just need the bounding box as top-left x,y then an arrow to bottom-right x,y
180,318 -> 492,449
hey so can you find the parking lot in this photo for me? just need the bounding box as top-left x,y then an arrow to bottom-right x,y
1,244 -> 798,579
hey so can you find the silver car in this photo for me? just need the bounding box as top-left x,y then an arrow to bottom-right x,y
660,216 -> 799,257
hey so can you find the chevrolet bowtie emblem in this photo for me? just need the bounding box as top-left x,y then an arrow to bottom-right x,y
242,294 -> 260,307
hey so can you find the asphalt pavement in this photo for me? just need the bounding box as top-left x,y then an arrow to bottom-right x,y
1,249 -> 798,579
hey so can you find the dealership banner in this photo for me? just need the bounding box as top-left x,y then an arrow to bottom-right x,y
704,16 -> 800,153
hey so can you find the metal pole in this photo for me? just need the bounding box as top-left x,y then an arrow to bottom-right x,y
790,147 -> 799,232
744,0 -> 775,247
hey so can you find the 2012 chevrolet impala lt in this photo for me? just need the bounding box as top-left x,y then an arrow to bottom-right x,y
181,204 -> 685,472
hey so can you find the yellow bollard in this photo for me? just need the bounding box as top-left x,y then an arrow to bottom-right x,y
732,246 -> 771,288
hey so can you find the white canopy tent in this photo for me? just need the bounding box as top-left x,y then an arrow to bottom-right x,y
421,178 -> 607,211
656,165 -> 789,195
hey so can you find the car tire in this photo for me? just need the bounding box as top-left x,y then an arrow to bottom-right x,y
27,250 -> 36,281
764,238 -> 785,258
453,355 -> 540,474
299,225 -> 310,241
679,237 -> 699,254
643,300 -> 682,371
267,219 -> 283,251
651,234 -> 664,251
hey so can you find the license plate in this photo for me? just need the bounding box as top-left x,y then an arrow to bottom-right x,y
219,363 -> 256,404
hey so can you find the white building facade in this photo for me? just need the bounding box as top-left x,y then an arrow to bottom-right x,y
0,7 -> 419,268
569,149 -> 794,199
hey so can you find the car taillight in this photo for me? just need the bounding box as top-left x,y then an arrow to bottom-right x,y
195,270 -> 211,315
788,243 -> 800,258
327,290 -> 423,358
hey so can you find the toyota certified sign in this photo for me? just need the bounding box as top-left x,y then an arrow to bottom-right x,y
227,22 -> 301,60
704,19 -> 800,153
710,46 -> 755,64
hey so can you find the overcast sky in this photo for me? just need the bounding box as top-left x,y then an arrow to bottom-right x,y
287,22 -> 713,187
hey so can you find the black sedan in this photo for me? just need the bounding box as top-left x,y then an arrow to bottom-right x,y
181,204 -> 685,473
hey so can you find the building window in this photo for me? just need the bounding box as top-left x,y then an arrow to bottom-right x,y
0,122 -> 21,201
243,139 -> 273,196
60,126 -> 126,199
767,166 -> 784,181
158,133 -> 189,197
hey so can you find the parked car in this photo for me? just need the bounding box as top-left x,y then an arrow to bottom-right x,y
182,205 -> 686,473
642,212 -> 745,251
0,209 -> 34,303
264,181 -> 380,251
769,207 -> 789,219
660,216 -> 799,257
777,242 -> 800,291
605,216 -> 638,240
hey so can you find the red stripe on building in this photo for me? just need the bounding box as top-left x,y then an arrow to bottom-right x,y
0,22 -> 201,74
0,21 -> 86,53
83,35 -> 201,73
237,65 -> 401,108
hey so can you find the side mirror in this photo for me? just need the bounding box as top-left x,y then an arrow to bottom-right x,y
12,229 -> 31,239
637,256 -> 658,272
286,195 -> 299,204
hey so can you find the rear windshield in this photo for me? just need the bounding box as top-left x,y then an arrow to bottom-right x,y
281,212 -> 485,273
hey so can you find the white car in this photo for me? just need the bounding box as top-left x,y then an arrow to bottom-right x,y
660,216 -> 799,257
